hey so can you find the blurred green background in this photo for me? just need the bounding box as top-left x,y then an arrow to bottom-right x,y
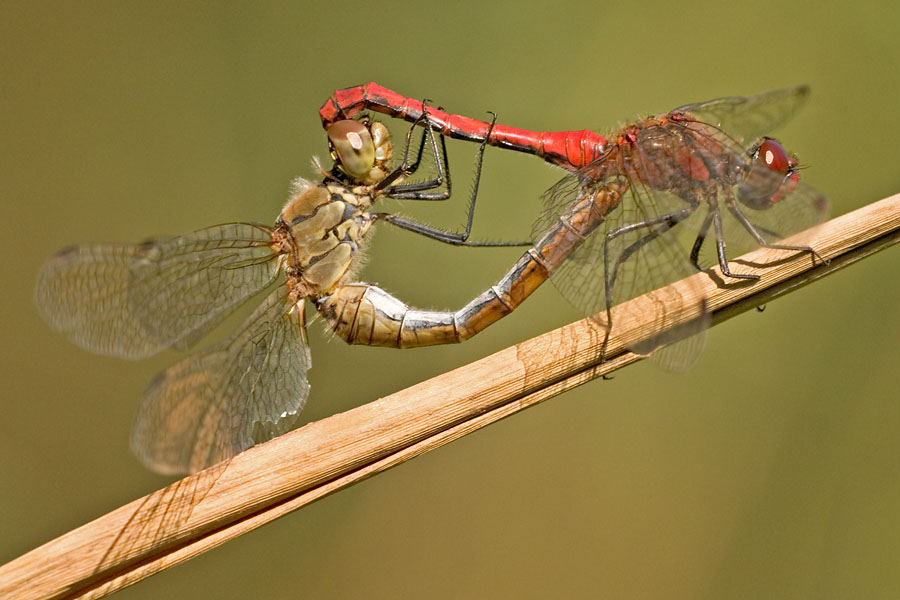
3,1 -> 900,598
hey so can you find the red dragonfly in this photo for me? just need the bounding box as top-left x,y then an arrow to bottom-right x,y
321,83 -> 829,366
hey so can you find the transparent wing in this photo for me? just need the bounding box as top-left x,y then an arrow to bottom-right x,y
674,85 -> 810,148
717,177 -> 829,265
131,285 -> 311,475
666,120 -> 829,265
534,169 -> 708,369
34,223 -> 280,359
530,113 -> 827,370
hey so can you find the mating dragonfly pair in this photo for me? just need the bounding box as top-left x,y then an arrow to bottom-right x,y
35,83 -> 828,474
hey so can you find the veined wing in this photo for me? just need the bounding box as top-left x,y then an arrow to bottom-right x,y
131,284 -> 310,474
717,176 -> 828,264
663,119 -> 829,262
674,85 -> 810,148
34,223 -> 281,359
531,120 -> 827,370
533,168 -> 709,370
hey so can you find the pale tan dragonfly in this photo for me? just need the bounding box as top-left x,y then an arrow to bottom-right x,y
35,113 -> 544,475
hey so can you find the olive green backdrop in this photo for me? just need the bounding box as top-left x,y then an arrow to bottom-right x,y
3,1 -> 900,598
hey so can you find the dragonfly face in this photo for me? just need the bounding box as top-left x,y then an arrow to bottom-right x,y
326,118 -> 394,185
736,137 -> 800,209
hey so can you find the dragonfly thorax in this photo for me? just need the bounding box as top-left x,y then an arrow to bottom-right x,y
276,179 -> 375,297
606,118 -> 753,208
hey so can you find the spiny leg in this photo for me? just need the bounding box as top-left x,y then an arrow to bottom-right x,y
384,103 -> 454,199
375,104 -> 446,192
724,197 -> 826,265
378,111 -> 531,247
689,210 -> 714,271
600,205 -> 697,357
712,203 -> 759,280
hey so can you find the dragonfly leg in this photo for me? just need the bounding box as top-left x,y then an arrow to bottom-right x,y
380,103 -> 452,199
375,212 -> 532,247
373,106 -> 441,192
377,112 -> 531,247
712,204 -> 759,280
321,182 -> 628,347
724,198 -> 826,265
600,206 -> 697,355
689,210 -> 715,271
603,206 -> 697,297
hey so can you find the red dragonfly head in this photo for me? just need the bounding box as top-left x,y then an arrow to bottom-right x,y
736,137 -> 800,210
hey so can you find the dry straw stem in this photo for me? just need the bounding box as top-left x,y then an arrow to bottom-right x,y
4,192 -> 900,600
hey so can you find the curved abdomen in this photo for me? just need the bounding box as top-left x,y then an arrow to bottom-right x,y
318,184 -> 625,348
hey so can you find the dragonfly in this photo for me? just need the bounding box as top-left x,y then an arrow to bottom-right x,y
321,83 -> 830,366
34,112 -> 538,475
36,87 -> 827,475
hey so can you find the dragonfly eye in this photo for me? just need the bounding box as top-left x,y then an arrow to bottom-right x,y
737,137 -> 799,210
327,120 -> 376,181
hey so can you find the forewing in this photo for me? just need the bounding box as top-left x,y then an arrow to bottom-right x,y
131,285 -> 311,475
34,223 -> 280,359
675,85 -> 810,147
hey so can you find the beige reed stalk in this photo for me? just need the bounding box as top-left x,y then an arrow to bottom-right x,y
2,192 -> 900,600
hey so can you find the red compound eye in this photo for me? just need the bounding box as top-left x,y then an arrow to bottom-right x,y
737,137 -> 799,210
756,138 -> 790,175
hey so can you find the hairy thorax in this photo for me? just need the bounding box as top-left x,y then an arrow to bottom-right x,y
274,178 -> 376,301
